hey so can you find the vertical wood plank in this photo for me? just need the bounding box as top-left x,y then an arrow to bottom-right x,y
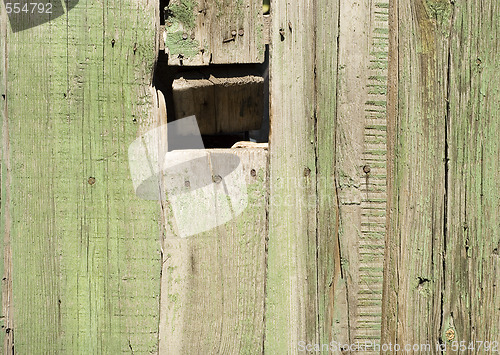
164,0 -> 265,65
357,0 -> 389,345
316,0 -> 389,351
265,0 -> 320,351
1,1 -> 161,353
335,1 -> 371,350
159,148 -> 268,354
382,0 -> 453,349
444,0 -> 500,348
315,0 -> 343,349
0,5 -> 10,351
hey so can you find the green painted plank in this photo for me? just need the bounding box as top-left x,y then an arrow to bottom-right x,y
1,1 -> 160,353
0,7 -> 10,352
444,0 -> 500,346
382,0 -> 499,350
382,0 -> 449,348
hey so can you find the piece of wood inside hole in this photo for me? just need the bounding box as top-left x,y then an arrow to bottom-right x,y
172,73 -> 264,135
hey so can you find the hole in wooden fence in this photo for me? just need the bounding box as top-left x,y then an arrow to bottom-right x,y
155,0 -> 270,148
153,56 -> 269,148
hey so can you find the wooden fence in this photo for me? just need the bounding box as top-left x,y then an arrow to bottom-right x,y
0,0 -> 498,353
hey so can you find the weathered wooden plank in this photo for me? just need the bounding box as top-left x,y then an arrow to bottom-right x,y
316,0 -> 343,350
1,1 -> 161,353
382,0 -> 452,349
315,0 -> 389,352
164,0 -> 265,65
357,0 -> 389,347
0,7 -> 10,352
159,147 -> 268,354
383,0 -> 500,349
264,0 -> 320,351
172,72 -> 264,134
334,0 -> 372,349
444,0 -> 500,349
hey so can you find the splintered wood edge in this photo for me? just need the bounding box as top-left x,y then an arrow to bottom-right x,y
173,75 -> 264,90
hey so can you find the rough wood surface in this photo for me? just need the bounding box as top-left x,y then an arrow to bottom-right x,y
443,0 -> 500,349
164,0 -> 265,65
332,0 -> 389,351
383,0 -> 500,351
382,0 -> 449,348
159,147 -> 268,354
0,7 -> 11,352
1,1 -> 161,353
172,73 -> 264,134
264,0 -> 319,351
315,0 -> 342,350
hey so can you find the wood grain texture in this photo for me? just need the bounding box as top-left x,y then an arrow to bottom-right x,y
172,73 -> 264,134
159,147 -> 268,354
0,6 -> 11,352
315,0 -> 343,349
264,0 -> 319,351
312,0 -> 390,352
332,0 -> 389,351
1,1 -> 161,353
382,0 -> 500,351
264,0 -> 387,351
164,0 -> 265,65
444,0 -> 500,349
383,0 -> 450,348
358,0 -> 389,346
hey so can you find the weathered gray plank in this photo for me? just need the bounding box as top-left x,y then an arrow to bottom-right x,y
159,147 -> 268,354
315,0 -> 343,349
164,0 -> 265,65
317,0 -> 391,352
264,0 -> 319,351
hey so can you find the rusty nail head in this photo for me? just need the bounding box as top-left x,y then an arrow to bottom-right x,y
250,169 -> 256,177
238,29 -> 244,36
363,165 -> 371,174
231,30 -> 237,36
88,177 -> 96,185
182,33 -> 188,40
190,33 -> 195,39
